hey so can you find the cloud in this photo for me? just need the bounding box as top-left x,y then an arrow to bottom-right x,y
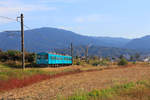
0,18 -> 14,25
0,0 -> 56,23
0,0 -> 56,15
75,14 -> 104,23
58,26 -> 74,30
39,0 -> 80,3
0,6 -> 56,15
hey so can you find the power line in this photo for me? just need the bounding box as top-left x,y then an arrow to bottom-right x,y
0,15 -> 26,69
0,15 -> 32,30
0,16 -> 17,21
23,24 -> 31,30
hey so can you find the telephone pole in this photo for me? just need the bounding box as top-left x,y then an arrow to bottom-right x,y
18,14 -> 25,69
0,14 -> 25,69
85,45 -> 88,63
71,43 -> 73,65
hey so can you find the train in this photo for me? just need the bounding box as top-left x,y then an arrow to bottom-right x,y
36,52 -> 72,66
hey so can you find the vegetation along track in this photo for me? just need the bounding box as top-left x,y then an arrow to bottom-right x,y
1,65 -> 150,100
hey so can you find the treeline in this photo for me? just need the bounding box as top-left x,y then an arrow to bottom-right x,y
54,45 -> 138,58
0,50 -> 36,63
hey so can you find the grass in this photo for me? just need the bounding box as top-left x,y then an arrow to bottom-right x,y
60,80 -> 150,100
0,64 -> 49,80
0,62 -> 108,92
1,62 -> 150,99
0,64 -> 84,81
0,61 -> 143,82
0,59 -> 144,82
1,61 -> 150,94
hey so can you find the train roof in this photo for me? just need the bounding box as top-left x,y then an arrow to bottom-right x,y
37,52 -> 71,57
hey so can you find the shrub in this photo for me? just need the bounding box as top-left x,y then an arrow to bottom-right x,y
0,50 -> 36,67
88,90 -> 101,97
25,53 -> 36,63
132,61 -> 136,64
4,60 -> 22,68
73,58 -> 87,65
92,61 -> 100,66
118,58 -> 128,66
91,60 -> 109,66
76,61 -> 81,65
0,50 -> 21,62
0,52 -> 8,62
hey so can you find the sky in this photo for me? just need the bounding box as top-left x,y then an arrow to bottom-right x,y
0,0 -> 150,39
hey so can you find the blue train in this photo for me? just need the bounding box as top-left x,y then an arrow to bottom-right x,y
36,52 -> 72,66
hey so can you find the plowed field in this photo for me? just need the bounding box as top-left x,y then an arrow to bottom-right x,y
1,65 -> 150,100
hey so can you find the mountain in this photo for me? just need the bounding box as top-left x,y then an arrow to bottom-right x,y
94,37 -> 130,48
0,27 -> 131,52
125,35 -> 150,52
55,45 -> 138,57
0,31 -> 21,50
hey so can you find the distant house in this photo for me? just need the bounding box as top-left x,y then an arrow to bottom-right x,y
110,57 -> 119,62
137,55 -> 150,62
143,57 -> 150,62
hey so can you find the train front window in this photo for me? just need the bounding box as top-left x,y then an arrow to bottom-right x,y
37,54 -> 48,59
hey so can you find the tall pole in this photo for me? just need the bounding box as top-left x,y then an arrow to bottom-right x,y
85,46 -> 88,63
71,43 -> 73,65
20,14 -> 25,69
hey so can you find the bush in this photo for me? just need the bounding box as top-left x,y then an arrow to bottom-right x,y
132,61 -> 136,64
91,59 -> 109,66
4,60 -> 22,68
118,58 -> 128,66
0,50 -> 36,63
0,49 -> 2,52
92,61 -> 100,66
76,61 -> 81,65
25,53 -> 36,63
73,58 -> 87,65
0,50 -> 21,62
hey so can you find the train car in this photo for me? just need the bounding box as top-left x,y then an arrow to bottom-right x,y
36,52 -> 72,66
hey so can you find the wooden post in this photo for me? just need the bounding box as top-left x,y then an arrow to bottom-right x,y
20,14 -> 25,69
85,45 -> 88,63
71,43 -> 73,65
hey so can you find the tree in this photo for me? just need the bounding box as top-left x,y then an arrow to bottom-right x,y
25,53 -> 36,63
135,53 -> 140,61
7,50 -> 21,61
118,58 -> 128,66
119,55 -> 124,59
130,55 -> 134,61
92,56 -> 99,60
0,52 -> 9,62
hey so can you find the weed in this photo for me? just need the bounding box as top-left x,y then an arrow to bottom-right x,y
62,80 -> 150,100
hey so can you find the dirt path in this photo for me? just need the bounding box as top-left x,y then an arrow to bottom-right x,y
1,65 -> 150,100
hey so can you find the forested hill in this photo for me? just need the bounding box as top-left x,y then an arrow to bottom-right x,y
1,27 -> 150,56
0,27 -> 130,52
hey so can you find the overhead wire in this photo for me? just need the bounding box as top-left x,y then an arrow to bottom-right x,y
0,16 -> 16,21
0,16 -> 32,30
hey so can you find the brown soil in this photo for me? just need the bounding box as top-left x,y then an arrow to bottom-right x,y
1,65 -> 150,100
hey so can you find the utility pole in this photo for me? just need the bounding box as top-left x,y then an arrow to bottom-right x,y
18,14 -> 25,69
71,43 -> 73,65
85,45 -> 88,63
